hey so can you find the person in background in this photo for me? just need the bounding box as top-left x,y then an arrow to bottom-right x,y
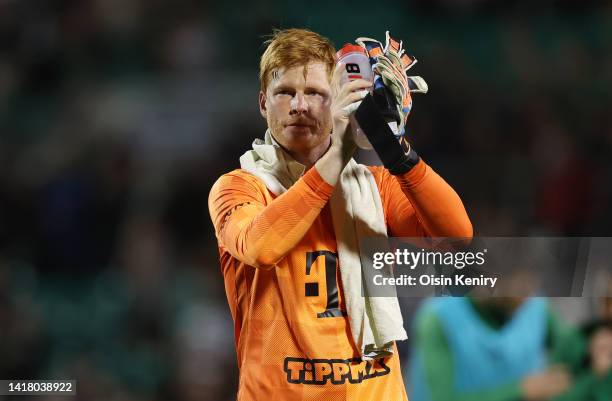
558,278 -> 612,401
408,296 -> 605,401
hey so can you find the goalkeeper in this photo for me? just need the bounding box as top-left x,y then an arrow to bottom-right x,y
209,28 -> 472,401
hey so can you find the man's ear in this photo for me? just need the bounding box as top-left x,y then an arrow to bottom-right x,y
258,91 -> 267,119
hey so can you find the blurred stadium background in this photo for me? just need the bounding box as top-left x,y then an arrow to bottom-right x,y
1,0 -> 611,400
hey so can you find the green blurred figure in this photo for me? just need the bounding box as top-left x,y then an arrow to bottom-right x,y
409,296 -> 611,401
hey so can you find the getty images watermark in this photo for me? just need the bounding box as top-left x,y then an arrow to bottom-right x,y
371,247 -> 497,288
360,237 -> 612,298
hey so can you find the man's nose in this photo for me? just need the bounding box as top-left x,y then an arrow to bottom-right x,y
290,93 -> 308,114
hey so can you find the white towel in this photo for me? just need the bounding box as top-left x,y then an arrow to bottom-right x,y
240,131 -> 407,360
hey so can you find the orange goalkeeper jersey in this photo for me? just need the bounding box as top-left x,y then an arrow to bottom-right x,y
208,160 -> 472,401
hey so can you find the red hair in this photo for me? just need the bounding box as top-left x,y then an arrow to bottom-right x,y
259,28 -> 336,92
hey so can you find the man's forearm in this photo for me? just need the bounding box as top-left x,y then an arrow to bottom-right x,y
211,168 -> 334,268
396,160 -> 473,238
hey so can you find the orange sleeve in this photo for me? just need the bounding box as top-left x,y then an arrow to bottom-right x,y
208,167 -> 334,268
369,160 -> 473,238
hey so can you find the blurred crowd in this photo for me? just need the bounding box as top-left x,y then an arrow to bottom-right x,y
1,0 -> 611,400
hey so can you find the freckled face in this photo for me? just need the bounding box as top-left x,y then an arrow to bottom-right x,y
259,62 -> 332,154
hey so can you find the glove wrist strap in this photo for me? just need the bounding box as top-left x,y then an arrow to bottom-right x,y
355,93 -> 420,175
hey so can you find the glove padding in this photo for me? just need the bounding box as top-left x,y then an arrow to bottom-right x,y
349,31 -> 426,175
356,32 -> 428,137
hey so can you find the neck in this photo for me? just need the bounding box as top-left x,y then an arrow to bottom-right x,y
286,137 -> 332,170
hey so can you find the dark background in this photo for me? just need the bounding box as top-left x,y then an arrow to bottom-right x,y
1,0 -> 611,400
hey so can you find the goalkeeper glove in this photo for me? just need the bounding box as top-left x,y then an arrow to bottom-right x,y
353,32 -> 428,175
356,32 -> 428,137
